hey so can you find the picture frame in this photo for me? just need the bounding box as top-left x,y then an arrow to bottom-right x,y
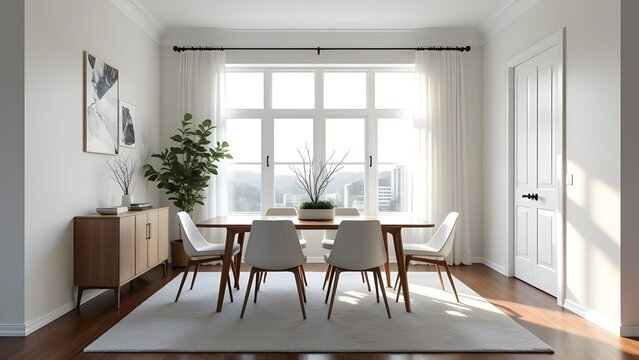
84,51 -> 119,155
119,100 -> 136,148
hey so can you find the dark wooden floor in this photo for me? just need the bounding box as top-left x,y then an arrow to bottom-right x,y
1,263 -> 638,360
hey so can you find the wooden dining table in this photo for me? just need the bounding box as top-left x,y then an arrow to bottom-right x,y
196,215 -> 434,313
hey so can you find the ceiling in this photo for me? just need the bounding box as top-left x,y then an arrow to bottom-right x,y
135,0 -> 510,30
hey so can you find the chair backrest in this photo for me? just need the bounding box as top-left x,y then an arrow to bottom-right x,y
323,207 -> 360,240
265,207 -> 304,239
177,211 -> 211,258
425,212 -> 460,257
265,207 -> 297,216
327,220 -> 385,270
245,220 -> 306,270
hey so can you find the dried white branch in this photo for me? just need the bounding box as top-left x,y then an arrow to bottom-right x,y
289,145 -> 348,205
107,156 -> 137,195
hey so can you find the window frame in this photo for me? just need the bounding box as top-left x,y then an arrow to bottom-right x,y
225,65 -> 415,216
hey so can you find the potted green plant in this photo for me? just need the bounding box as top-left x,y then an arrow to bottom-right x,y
144,113 -> 232,265
290,146 -> 347,220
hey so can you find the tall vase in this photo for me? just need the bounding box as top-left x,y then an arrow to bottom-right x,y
121,194 -> 133,207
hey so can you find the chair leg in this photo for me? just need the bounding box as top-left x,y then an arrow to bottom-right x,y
254,271 -> 261,303
292,268 -> 307,319
375,268 -> 392,319
300,265 -> 308,286
298,266 -> 307,303
262,272 -> 267,284
435,264 -> 446,290
442,261 -> 460,303
175,263 -> 191,302
395,281 -> 402,303
230,259 -> 238,286
360,272 -> 366,283
234,242 -> 243,290
394,256 -> 409,291
227,272 -> 234,303
327,268 -> 342,319
373,270 -> 380,303
190,264 -> 200,290
240,268 -> 256,319
322,264 -> 332,290
325,266 -> 336,303
363,272 -> 371,292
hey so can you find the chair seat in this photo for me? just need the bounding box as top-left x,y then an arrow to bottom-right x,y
320,238 -> 333,250
299,238 -> 307,249
402,243 -> 444,258
193,242 -> 241,258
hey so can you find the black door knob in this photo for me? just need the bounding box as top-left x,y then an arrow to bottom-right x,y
521,193 -> 539,201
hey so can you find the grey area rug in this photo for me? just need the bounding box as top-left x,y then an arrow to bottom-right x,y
85,271 -> 552,353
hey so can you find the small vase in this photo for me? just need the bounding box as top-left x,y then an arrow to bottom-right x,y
121,194 -> 133,207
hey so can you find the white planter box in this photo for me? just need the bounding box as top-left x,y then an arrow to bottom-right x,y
297,208 -> 335,220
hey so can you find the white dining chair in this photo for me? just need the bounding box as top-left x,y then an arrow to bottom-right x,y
175,211 -> 240,303
324,220 -> 391,319
264,207 -> 308,285
320,208 -> 371,291
240,220 -> 307,319
394,212 -> 460,303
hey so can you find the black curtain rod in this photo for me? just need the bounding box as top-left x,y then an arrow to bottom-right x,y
172,45 -> 471,55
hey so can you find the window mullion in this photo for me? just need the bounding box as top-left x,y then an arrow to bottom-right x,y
315,70 -> 325,201
262,69 -> 274,213
366,69 -> 378,216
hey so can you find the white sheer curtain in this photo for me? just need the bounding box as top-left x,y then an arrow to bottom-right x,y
177,51 -> 226,223
413,51 -> 471,265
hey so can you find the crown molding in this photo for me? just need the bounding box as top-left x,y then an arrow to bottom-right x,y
110,0 -> 162,44
161,28 -> 482,47
479,0 -> 543,45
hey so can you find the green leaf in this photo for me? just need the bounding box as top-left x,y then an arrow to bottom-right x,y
184,113 -> 193,121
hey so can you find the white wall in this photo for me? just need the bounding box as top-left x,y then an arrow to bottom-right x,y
23,0 -> 161,331
482,0 -> 621,328
159,31 -> 483,261
620,0 -> 639,335
0,0 -> 26,333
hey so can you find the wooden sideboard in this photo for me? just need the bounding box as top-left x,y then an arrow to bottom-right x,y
74,207 -> 169,309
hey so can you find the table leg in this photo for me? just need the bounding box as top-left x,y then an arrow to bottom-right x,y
216,228 -> 237,312
391,228 -> 411,312
382,231 -> 392,287
234,232 -> 245,289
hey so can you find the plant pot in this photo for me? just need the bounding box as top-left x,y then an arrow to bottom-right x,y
170,239 -> 190,267
121,194 -> 133,207
297,208 -> 335,220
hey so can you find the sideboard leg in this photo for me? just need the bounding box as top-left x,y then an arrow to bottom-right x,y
76,287 -> 84,310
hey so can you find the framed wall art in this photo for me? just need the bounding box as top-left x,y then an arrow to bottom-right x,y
84,52 -> 119,155
119,100 -> 136,148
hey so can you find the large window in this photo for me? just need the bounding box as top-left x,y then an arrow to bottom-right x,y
225,66 -> 414,215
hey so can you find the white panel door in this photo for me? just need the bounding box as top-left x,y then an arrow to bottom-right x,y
514,46 -> 561,296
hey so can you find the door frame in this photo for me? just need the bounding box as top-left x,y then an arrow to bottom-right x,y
505,28 -> 565,306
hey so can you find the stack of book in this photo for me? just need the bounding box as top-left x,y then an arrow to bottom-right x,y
129,202 -> 152,211
96,206 -> 128,215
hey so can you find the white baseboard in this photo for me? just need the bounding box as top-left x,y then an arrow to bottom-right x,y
620,325 -> 639,337
4,289 -> 107,337
0,324 -> 26,337
563,299 -> 620,336
476,257 -> 506,275
471,256 -> 484,264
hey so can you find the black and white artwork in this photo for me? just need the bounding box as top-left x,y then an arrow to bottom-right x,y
85,52 -> 119,155
119,100 -> 136,148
